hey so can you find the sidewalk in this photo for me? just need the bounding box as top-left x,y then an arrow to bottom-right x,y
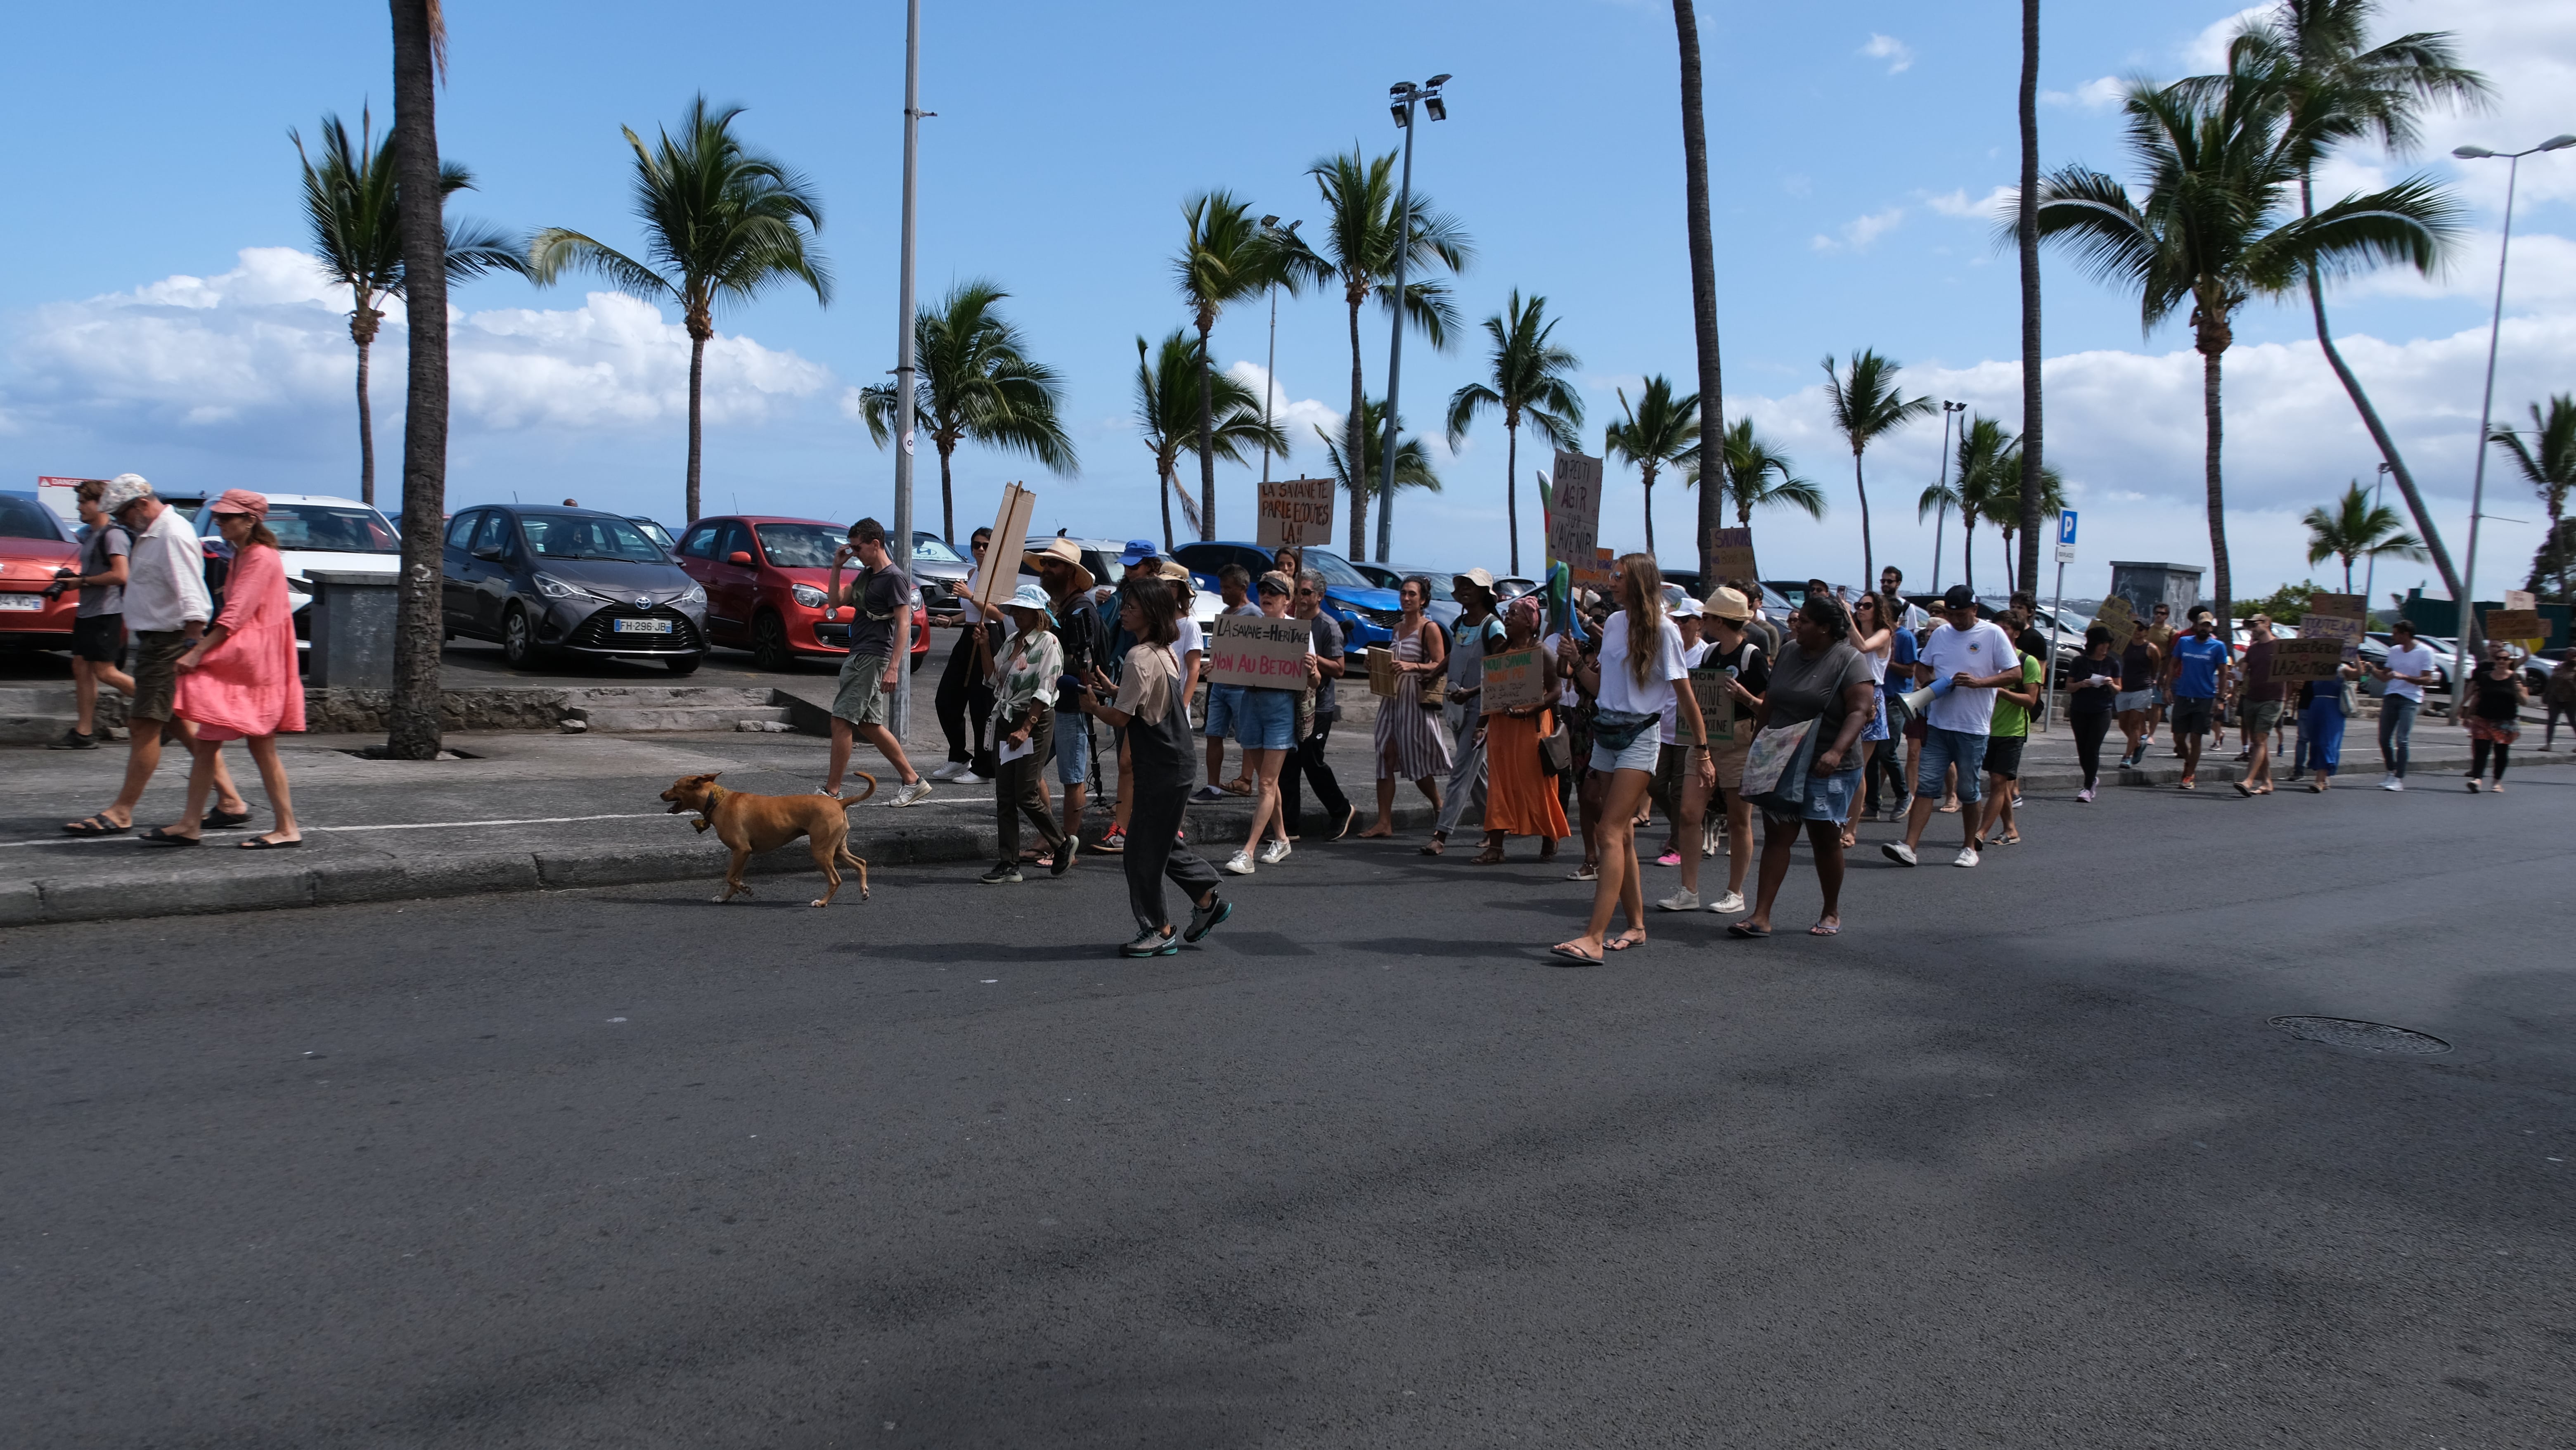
0,671 -> 2505,928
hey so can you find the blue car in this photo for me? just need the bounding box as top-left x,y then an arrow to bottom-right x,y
1170,542 -> 1402,658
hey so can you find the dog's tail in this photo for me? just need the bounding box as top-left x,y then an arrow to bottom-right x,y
829,772 -> 878,806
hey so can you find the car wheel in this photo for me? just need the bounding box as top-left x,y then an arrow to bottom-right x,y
666,653 -> 703,676
751,611 -> 793,672
501,607 -> 543,670
910,648 -> 927,674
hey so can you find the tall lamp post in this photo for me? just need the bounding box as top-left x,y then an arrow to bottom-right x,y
887,0 -> 928,737
1375,73 -> 1448,563
1930,400 -> 1965,593
2448,133 -> 2574,708
1257,216 -> 1302,485
2362,460 -> 2391,614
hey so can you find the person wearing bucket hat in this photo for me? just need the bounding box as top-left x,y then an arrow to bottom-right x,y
161,489 -> 307,848
1421,569 -> 1503,856
978,581 -> 1072,884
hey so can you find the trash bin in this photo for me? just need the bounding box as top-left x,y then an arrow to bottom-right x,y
304,569 -> 400,689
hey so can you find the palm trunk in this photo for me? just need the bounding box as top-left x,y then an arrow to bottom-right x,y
938,440 -> 957,545
1964,523 -> 1975,594
2202,344 -> 2233,624
1674,0 -> 1726,587
684,331 -> 706,524
1643,464 -> 1657,557
2014,0 -> 2044,595
1504,419 -> 1521,577
1346,294 -> 1369,560
1196,321 -> 1218,543
1158,461 -> 1176,553
355,336 -> 375,507
1853,450 -> 1875,589
384,0 -> 448,761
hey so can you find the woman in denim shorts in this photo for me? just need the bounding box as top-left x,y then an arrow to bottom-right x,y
1220,572 -> 1318,877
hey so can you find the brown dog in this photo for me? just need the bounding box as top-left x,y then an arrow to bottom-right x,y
658,772 -> 875,907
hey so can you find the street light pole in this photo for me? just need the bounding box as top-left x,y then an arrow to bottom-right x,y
1930,400 -> 1964,593
2363,460 -> 2390,613
1376,75 -> 1447,564
2450,134 -> 2575,709
1257,217 -> 1300,486
887,0 -> 925,738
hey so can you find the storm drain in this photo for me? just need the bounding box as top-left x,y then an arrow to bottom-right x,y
2269,1016 -> 2452,1055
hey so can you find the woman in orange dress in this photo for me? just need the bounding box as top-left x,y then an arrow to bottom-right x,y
161,490 -> 306,848
1473,594 -> 1569,862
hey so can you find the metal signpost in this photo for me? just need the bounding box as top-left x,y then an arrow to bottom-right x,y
2044,508 -> 2076,730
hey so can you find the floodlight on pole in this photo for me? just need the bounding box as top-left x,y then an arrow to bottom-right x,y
1258,217 -> 1301,485
1373,73 -> 1449,562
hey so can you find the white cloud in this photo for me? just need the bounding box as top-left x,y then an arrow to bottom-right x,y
2040,76 -> 2129,110
1812,206 -> 1907,253
1860,33 -> 1914,74
1925,185 -> 2013,220
1224,360 -> 1346,462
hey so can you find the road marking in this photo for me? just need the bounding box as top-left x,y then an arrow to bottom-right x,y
7,811 -> 675,847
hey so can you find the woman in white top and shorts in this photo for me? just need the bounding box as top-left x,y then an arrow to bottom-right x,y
1841,591 -> 1894,849
1550,554 -> 1707,966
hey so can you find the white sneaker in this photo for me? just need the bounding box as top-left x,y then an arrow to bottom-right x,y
1655,888 -> 1700,912
890,779 -> 934,807
1190,785 -> 1227,802
2076,787 -> 2095,803
1258,839 -> 1292,865
2382,777 -> 2404,792
1882,842 -> 1918,867
928,761 -> 969,782
965,770 -> 994,786
1222,851 -> 1257,876
1953,846 -> 1980,867
1707,891 -> 1746,915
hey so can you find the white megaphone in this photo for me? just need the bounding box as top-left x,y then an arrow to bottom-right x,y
1894,673 -> 1952,723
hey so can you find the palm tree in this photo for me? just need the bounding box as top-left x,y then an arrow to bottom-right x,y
2034,59 -> 2459,623
1133,330 -> 1288,552
2242,0 -> 2488,605
1319,398 -> 1440,552
529,95 -> 829,524
1605,377 -> 1700,558
2492,395 -> 2576,602
1286,148 -> 1471,560
855,282 -> 1077,542
1705,418 -> 1825,527
1174,191 -> 1295,541
1820,350 -> 1934,587
2301,479 -> 2426,592
1944,416 -> 2008,593
1973,425 -> 2067,570
385,0 -> 451,761
291,110 -> 523,507
1446,290 -> 1583,575
1673,0 -> 1728,585
2014,0 -> 2046,595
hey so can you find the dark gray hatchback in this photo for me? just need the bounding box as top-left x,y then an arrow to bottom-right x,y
440,505 -> 710,672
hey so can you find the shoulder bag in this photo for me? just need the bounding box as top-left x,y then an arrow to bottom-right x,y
1738,717 -> 1821,815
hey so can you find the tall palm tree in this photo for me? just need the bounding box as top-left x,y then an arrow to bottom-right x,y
1942,416 -> 2009,593
1820,350 -> 1933,587
1974,426 -> 2067,570
1319,398 -> 1440,554
2301,479 -> 2426,593
2034,60 -> 2458,624
1446,290 -> 1583,575
1605,377 -> 1699,558
1704,417 -> 1825,528
1673,0 -> 1728,585
2015,0 -> 2046,595
385,0 -> 451,761
856,282 -> 1077,542
1174,191 -> 1295,541
2240,0 -> 2488,605
1132,329 -> 1288,552
1284,149 -> 1471,561
291,109 -> 523,507
529,95 -> 829,524
2492,395 -> 2576,602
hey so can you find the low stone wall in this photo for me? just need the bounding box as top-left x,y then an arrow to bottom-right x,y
301,687 -> 573,734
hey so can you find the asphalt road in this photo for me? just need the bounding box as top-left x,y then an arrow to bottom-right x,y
7,765 -> 2574,1448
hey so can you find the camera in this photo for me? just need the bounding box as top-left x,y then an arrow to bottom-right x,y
43,567 -> 77,601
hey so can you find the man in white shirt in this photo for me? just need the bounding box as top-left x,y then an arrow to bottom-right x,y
1885,585 -> 2021,868
61,476 -> 247,838
2371,619 -> 2439,790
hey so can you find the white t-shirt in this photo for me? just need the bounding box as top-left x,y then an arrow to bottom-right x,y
2383,644 -> 2436,701
1597,609 -> 1690,719
1660,638 -> 1714,743
957,563 -> 987,626
1917,618 -> 2018,734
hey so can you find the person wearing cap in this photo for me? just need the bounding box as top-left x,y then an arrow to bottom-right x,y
823,518 -> 931,807
155,490 -> 307,848
62,476 -> 251,839
928,526 -> 999,787
1075,572 -> 1228,956
1422,569 -> 1503,857
1221,571 -> 1322,875
2163,606 -> 2233,791
1027,537 -> 1103,855
977,583 -> 1072,884
1884,584 -> 2020,869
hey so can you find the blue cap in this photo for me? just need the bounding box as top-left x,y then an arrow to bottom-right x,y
1119,540 -> 1160,565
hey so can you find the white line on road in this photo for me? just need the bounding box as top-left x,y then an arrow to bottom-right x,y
8,812 -> 675,847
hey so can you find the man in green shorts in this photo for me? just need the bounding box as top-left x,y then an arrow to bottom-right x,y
823,518 -> 932,806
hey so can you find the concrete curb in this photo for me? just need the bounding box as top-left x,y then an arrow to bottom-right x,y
0,753 -> 2476,931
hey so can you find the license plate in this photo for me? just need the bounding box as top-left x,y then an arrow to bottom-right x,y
0,594 -> 42,612
611,616 -> 674,635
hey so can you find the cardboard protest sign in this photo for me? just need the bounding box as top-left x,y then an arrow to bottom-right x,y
2300,592 -> 2367,661
1574,546 -> 1617,590
1681,668 -> 1736,746
2268,636 -> 2349,682
1367,646 -> 1398,698
1480,647 -> 1546,715
969,483 -> 1037,617
1546,450 -> 1603,578
2500,590 -> 2545,649
1204,614 -> 1311,689
1707,526 -> 1758,586
1255,477 -> 1335,550
2484,608 -> 2545,643
2094,595 -> 2137,653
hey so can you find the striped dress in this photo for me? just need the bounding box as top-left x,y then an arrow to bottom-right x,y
1375,625 -> 1455,781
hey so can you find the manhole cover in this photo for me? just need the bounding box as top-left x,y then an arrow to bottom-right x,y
2268,1016 -> 2451,1055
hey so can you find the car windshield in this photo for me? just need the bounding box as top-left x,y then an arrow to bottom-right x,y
911,533 -> 966,564
1,496 -> 66,541
1302,551 -> 1374,590
630,518 -> 676,549
261,503 -> 400,553
521,514 -> 666,562
757,523 -> 845,569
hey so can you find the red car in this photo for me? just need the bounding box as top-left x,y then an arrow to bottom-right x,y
0,492 -> 80,651
672,515 -> 930,673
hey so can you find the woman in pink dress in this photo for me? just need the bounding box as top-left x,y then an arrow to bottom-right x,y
156,490 -> 306,848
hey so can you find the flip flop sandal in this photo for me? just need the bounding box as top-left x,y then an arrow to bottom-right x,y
1565,865 -> 1599,881
1220,779 -> 1255,796
1471,848 -> 1508,865
201,808 -> 254,830
137,827 -> 201,848
1808,921 -> 1842,936
1606,933 -> 1648,952
1548,944 -> 1603,967
2231,781 -> 2253,798
1726,922 -> 1771,940
63,815 -> 130,837
1418,836 -> 1447,857
238,836 -> 303,850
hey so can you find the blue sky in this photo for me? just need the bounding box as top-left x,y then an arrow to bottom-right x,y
5,0 -> 2571,601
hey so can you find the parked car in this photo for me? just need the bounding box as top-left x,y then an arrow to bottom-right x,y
909,531 -> 975,618
196,492 -> 400,652
0,490 -> 78,652
441,503 -> 709,672
628,517 -> 678,551
673,514 -> 929,672
1171,541 -> 1403,656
